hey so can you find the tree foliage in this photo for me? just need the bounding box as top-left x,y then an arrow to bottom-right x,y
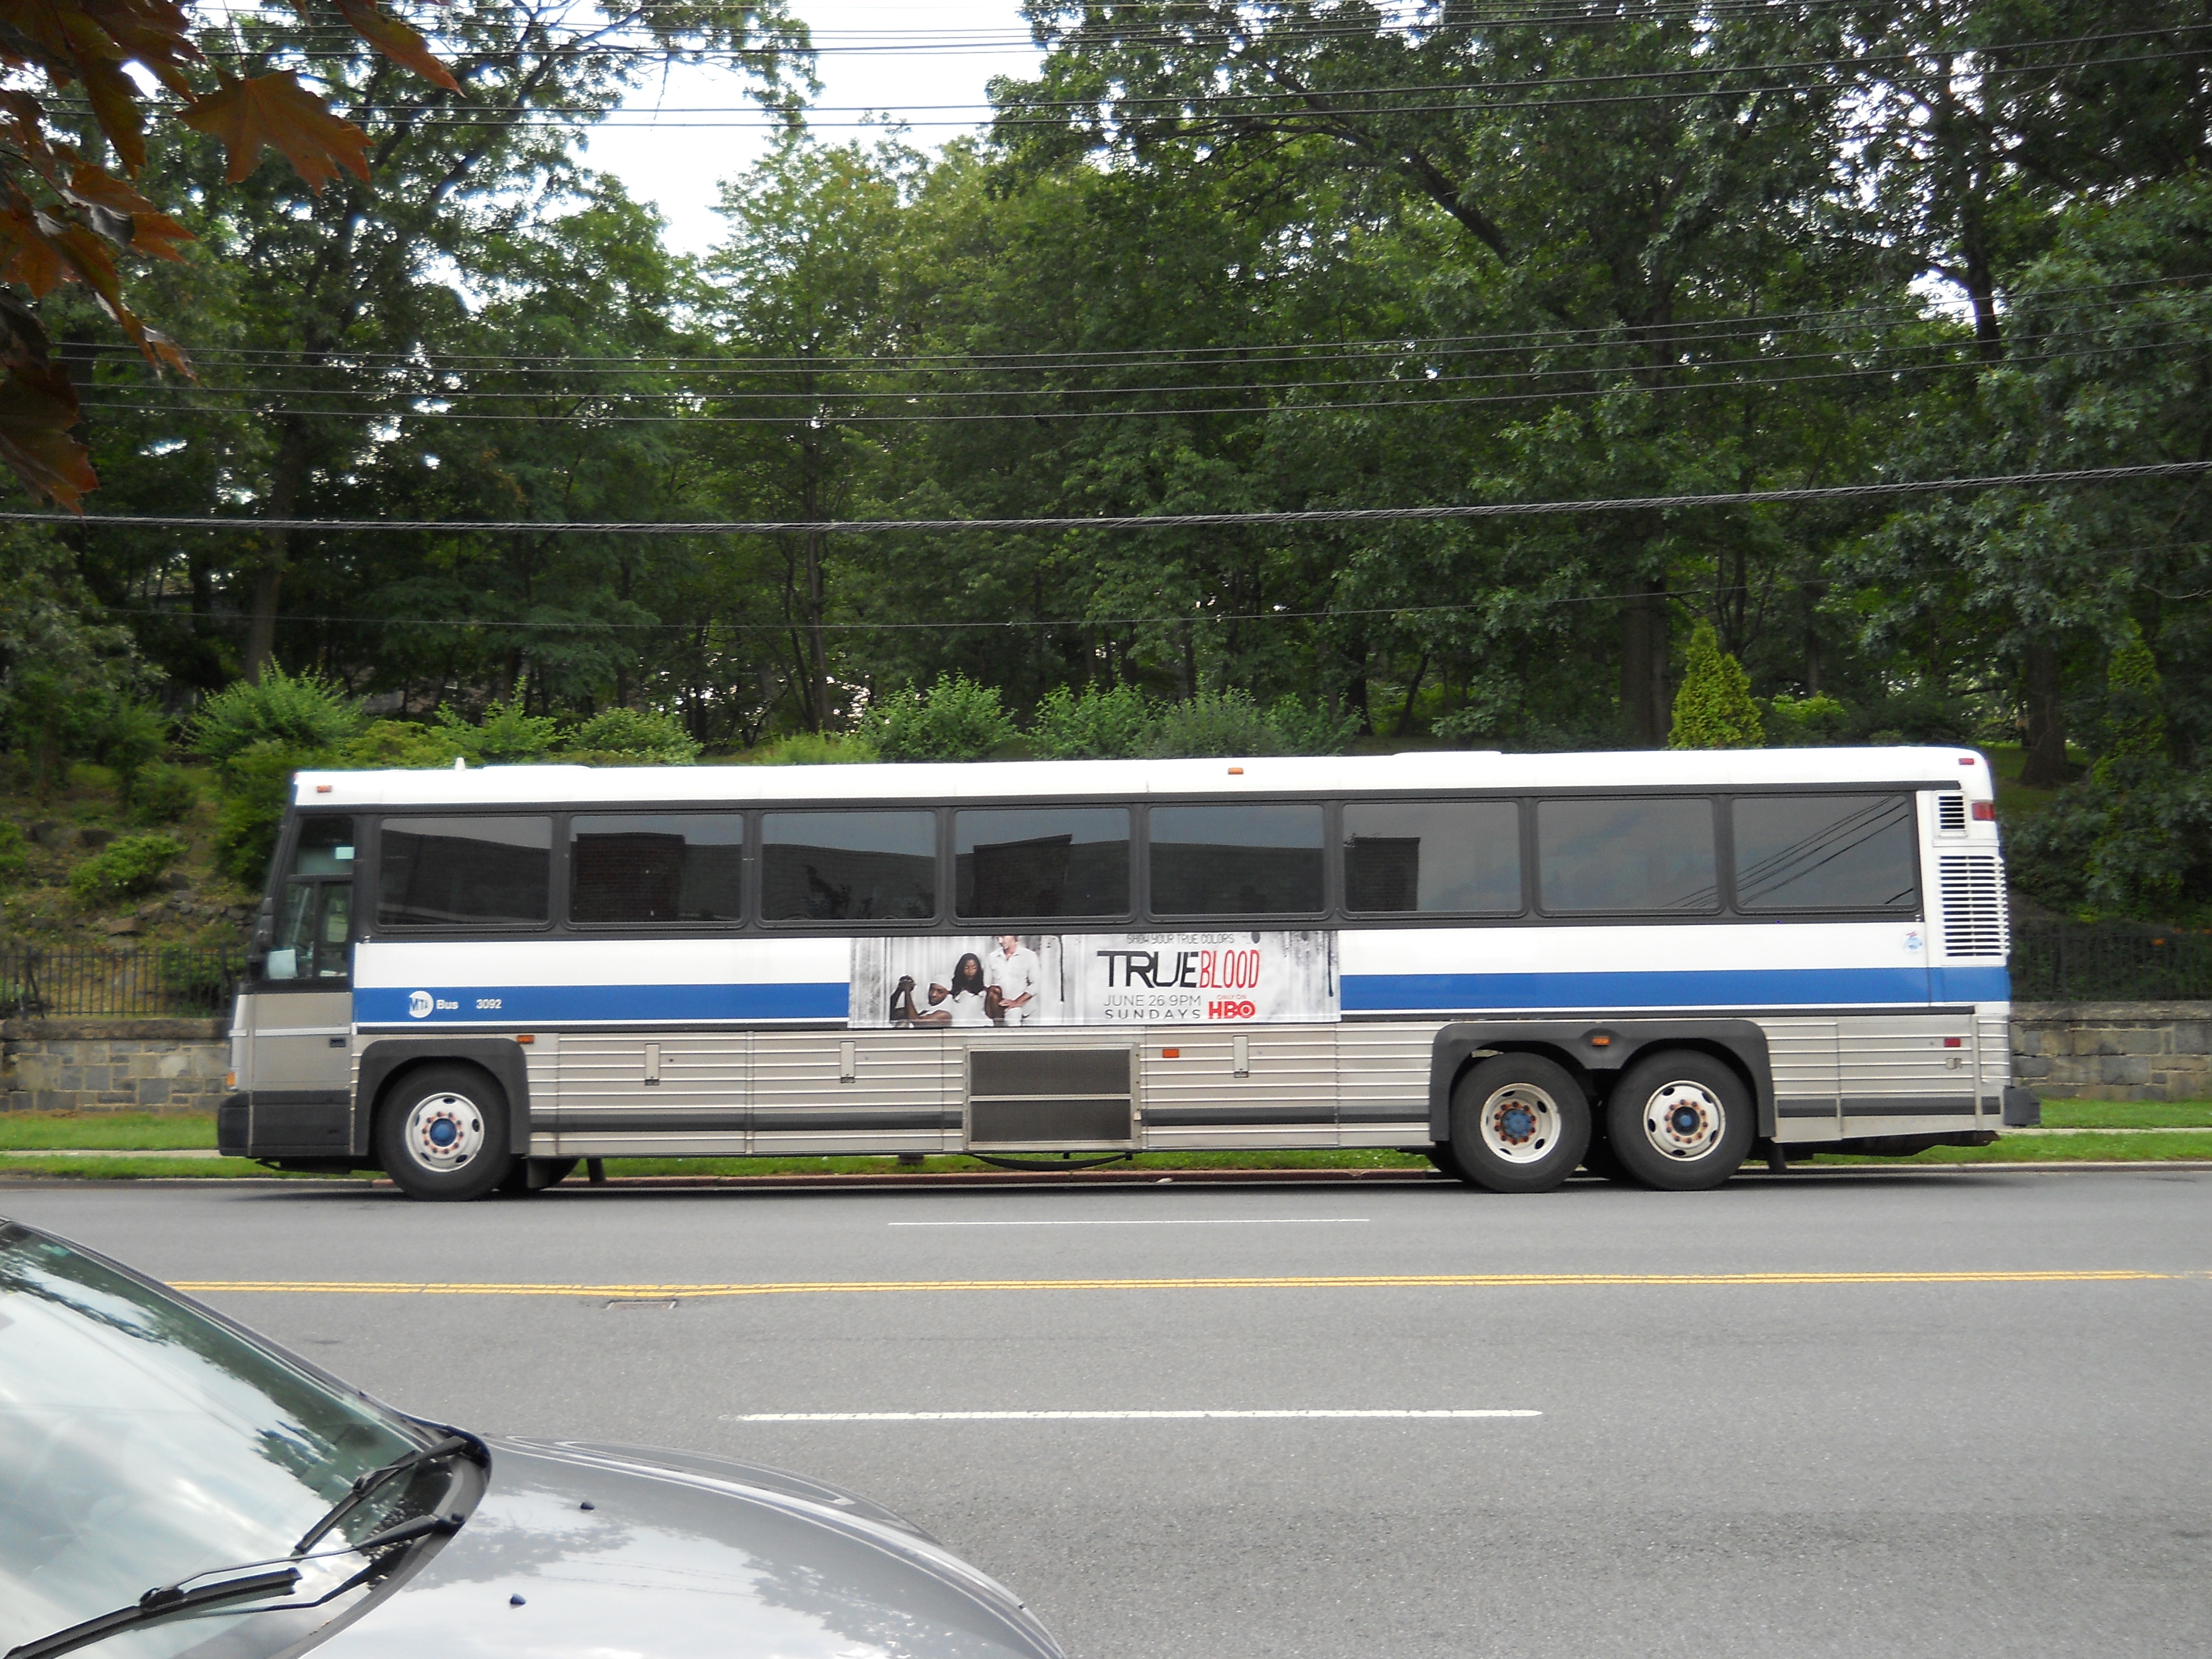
1,3 -> 2206,915
1668,625 -> 1766,749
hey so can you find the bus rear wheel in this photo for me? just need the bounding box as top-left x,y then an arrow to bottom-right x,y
1448,1054 -> 1590,1193
1605,1052 -> 1755,1192
375,1064 -> 514,1202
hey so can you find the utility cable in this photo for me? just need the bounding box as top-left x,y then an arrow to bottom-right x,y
10,460 -> 2205,539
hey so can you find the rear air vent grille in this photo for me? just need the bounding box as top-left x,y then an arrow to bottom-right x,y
1938,855 -> 2008,958
1937,794 -> 1967,832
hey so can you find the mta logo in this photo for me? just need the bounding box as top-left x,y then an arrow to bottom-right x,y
408,990 -> 434,1019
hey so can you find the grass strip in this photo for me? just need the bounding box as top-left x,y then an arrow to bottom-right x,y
1811,1131 -> 2212,1164
597,1149 -> 1434,1178
2038,1101 -> 2212,1128
0,1112 -> 220,1150
4,1122 -> 2208,1178
0,1156 -> 350,1180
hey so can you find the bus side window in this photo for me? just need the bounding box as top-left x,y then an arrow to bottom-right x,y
1536,797 -> 1719,914
267,816 -> 356,980
1149,804 -> 1325,917
377,816 -> 552,929
1343,800 -> 1522,914
1732,794 -> 1918,912
761,811 -> 937,922
572,813 -> 744,924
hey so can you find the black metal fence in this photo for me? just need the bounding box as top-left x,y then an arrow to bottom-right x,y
0,945 -> 245,1018
2008,921 -> 2212,1003
0,927 -> 2205,1018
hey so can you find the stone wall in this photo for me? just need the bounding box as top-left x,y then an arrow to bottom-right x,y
2,1019 -> 228,1114
2,1007 -> 2207,1115
2009,1003 -> 2212,1102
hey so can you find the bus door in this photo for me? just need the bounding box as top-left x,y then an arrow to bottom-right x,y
239,815 -> 359,1140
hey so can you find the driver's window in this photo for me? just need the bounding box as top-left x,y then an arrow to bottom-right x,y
266,817 -> 356,982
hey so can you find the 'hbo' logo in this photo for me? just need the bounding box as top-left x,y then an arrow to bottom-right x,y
1207,999 -> 1257,1020
408,990 -> 435,1019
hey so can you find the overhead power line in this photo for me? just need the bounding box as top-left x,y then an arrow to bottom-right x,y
8,461 -> 2204,539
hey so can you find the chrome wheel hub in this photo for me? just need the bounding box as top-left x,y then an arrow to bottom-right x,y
1478,1084 -> 1561,1165
404,1093 -> 485,1172
1638,1080 -> 1725,1161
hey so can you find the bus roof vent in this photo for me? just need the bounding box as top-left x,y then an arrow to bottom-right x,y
1937,794 -> 1966,833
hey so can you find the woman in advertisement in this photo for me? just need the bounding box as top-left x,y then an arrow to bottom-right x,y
891,951 -> 994,1027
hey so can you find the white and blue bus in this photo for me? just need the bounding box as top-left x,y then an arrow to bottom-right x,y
218,747 -> 2036,1199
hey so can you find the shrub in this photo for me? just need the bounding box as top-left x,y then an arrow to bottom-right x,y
1762,693 -> 1853,747
1152,689 -> 1273,758
91,696 -> 170,810
863,674 -> 1018,761
564,707 -> 702,765
1030,684 -> 1158,759
190,666 -> 363,766
68,833 -> 185,905
742,731 -> 878,765
2007,623 -> 2211,919
436,687 -> 561,764
335,719 -> 472,769
0,820 -> 26,883
128,763 -> 199,826
154,942 -> 236,1011
212,744 -> 322,886
1667,623 -> 1765,749
1259,695 -> 1360,757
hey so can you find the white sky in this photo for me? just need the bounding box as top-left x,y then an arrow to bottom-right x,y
582,1 -> 1045,258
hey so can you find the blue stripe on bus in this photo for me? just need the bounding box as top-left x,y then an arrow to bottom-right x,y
353,983 -> 849,1024
1340,964 -> 2006,1011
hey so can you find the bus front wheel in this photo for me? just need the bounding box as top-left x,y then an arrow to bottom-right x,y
375,1064 -> 515,1202
1448,1055 -> 1590,1193
1605,1052 -> 1755,1191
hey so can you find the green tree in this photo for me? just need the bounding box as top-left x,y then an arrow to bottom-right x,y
1668,624 -> 1765,749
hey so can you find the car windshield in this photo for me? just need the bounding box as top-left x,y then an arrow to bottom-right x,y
0,1223 -> 444,1659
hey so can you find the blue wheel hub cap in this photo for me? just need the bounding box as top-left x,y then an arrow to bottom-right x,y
1499,1105 -> 1536,1142
428,1118 -> 458,1147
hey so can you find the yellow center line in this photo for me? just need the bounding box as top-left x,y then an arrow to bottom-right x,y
167,1269 -> 2204,1299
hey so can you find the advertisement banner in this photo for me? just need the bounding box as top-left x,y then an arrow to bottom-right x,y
850,931 -> 1338,1029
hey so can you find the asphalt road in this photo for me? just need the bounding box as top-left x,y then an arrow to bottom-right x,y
7,1169 -> 2210,1658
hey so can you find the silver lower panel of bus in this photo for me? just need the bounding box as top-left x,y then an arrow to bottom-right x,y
284,1010 -> 2008,1160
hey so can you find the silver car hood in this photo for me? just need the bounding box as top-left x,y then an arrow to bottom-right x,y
314,1438 -> 1063,1659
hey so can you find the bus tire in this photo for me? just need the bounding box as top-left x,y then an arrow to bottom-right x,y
1579,1128 -> 1631,1182
1606,1051 -> 1755,1191
375,1064 -> 514,1202
1426,1142 -> 1472,1183
1449,1054 -> 1590,1193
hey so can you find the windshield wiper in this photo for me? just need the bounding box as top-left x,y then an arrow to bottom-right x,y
4,1571 -> 304,1659
292,1430 -> 483,1556
5,1469 -> 476,1659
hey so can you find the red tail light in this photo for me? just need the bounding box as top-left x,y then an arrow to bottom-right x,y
1972,801 -> 1996,821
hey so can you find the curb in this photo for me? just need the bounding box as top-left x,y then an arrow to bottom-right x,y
2,1161 -> 2208,1192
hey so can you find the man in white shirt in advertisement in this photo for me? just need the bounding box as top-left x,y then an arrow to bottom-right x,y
986,934 -> 1043,1026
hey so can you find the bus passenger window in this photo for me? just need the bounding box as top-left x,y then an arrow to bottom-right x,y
378,816 -> 552,928
1537,798 -> 1718,914
761,811 -> 936,922
571,814 -> 743,924
1343,801 -> 1521,913
955,807 -> 1130,920
267,816 -> 356,980
1149,804 -> 1324,916
1733,794 -> 1917,912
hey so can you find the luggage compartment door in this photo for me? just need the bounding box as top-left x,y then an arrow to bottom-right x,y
966,1045 -> 1136,1151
